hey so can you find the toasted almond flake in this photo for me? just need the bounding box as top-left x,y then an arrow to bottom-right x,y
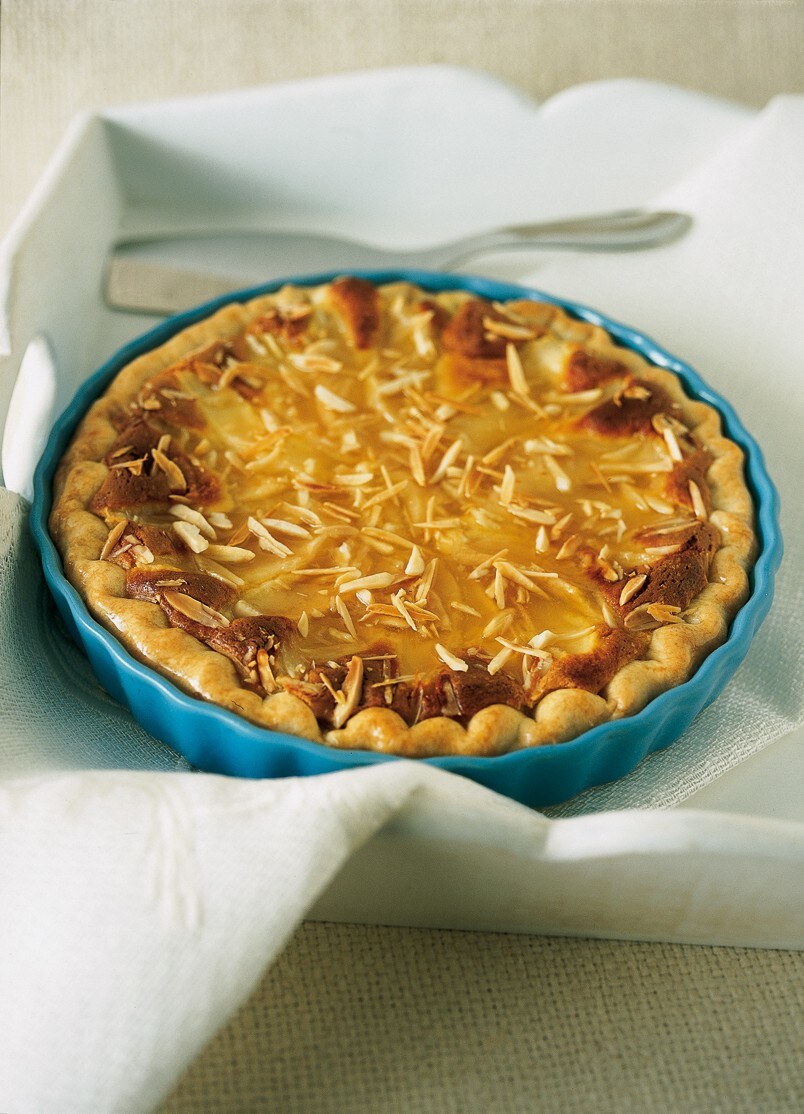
637,516 -> 694,536
619,483 -> 649,511
523,437 -> 572,457
314,383 -> 356,413
362,480 -> 408,509
507,504 -> 557,526
486,646 -> 514,676
141,396 -> 161,410
257,517 -> 311,539
619,573 -> 648,606
289,352 -> 343,374
233,600 -> 261,618
248,517 -> 292,557
170,504 -> 216,538
409,443 -> 427,487
338,572 -> 397,594
624,604 -> 662,631
552,387 -> 604,405
623,383 -> 652,401
644,543 -> 681,556
506,342 -> 530,396
206,512 -> 232,530
316,502 -> 357,523
555,533 -> 581,560
196,557 -> 246,587
420,422 -> 446,462
598,558 -> 622,582
279,368 -> 311,398
108,445 -> 134,460
362,527 -> 409,550
337,471 -> 375,487
494,568 -> 506,609
162,590 -> 229,629
291,564 -> 360,578
255,648 -> 278,691
244,332 -> 268,357
404,601 -> 439,622
297,610 -> 310,637
130,543 -> 155,564
484,316 -> 537,341
468,548 -> 508,581
149,447 -> 187,491
431,438 -> 463,483
535,526 -> 550,554
646,603 -> 684,624
412,516 -> 463,530
391,591 -> 418,631
544,454 -> 572,492
494,560 -> 538,592
217,363 -> 243,391
481,437 -> 518,467
551,512 -> 573,539
371,675 -> 416,689
100,520 -> 127,559
333,595 -> 358,638
288,505 -> 321,527
490,390 -> 510,411
456,454 -> 476,500
415,557 -> 438,603
688,479 -> 708,520
435,643 -> 469,672
172,520 -> 208,553
432,402 -> 455,422
377,370 -> 430,397
332,656 -> 365,727
223,450 -> 245,472
450,602 -> 482,617
652,413 -> 684,462
643,493 -> 676,515
361,535 -> 394,555
203,543 -> 256,564
154,578 -> 185,588
528,630 -> 556,650
499,464 -> 516,507
405,545 -> 426,576
320,672 -> 344,704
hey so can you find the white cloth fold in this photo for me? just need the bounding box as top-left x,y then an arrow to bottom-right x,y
2,75 -> 803,1112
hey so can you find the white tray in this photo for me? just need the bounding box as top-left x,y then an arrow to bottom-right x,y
2,67 -> 802,943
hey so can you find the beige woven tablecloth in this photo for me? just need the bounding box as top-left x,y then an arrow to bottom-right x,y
160,924 -> 804,1114
3,4 -> 804,1112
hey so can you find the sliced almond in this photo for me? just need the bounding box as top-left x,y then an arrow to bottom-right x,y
332,655 -> 365,728
435,643 -> 469,672
619,573 -> 648,606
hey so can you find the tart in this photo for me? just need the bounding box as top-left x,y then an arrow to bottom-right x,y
50,277 -> 756,758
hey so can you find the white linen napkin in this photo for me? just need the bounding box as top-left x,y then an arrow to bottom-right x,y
1,78 -> 803,1112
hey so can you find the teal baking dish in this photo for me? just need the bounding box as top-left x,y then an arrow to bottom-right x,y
30,270 -> 782,808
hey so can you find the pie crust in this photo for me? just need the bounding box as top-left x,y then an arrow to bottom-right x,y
50,278 -> 757,757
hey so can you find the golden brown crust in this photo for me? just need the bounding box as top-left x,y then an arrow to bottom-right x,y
50,279 -> 757,757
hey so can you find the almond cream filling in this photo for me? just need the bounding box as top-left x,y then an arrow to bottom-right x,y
97,282 -> 705,690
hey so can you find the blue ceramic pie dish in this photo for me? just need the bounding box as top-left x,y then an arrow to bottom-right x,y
30,270 -> 782,808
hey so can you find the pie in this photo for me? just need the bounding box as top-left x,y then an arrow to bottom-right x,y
50,277 -> 757,757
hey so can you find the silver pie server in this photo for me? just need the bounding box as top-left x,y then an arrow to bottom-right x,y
104,208 -> 692,315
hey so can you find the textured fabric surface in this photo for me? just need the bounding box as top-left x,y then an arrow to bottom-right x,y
3,61 -> 804,1114
2,0 -> 804,234
160,922 -> 804,1114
